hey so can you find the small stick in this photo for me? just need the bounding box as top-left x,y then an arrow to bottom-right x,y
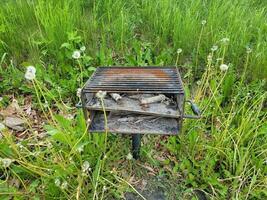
110,93 -> 122,101
140,94 -> 166,105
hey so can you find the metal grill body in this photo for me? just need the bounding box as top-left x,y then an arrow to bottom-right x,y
80,67 -> 191,135
80,66 -> 201,159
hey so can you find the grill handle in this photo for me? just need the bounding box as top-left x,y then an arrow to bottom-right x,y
183,100 -> 201,119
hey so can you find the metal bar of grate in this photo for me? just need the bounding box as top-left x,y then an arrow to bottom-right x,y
83,67 -> 184,94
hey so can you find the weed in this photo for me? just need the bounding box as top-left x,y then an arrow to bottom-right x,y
0,0 -> 266,199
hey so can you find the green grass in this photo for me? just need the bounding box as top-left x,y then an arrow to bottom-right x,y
0,0 -> 266,199
1,0 -> 267,77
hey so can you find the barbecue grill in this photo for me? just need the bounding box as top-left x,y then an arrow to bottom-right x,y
78,67 -> 201,159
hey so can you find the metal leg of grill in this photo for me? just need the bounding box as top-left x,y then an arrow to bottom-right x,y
132,134 -> 141,159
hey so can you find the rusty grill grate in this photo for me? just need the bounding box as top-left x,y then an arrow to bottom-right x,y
83,67 -> 184,93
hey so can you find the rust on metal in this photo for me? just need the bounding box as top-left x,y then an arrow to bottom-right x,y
103,68 -> 170,78
83,67 -> 184,94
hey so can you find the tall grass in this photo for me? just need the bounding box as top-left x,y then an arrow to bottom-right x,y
167,70 -> 267,199
0,0 -> 266,199
1,52 -> 265,199
0,0 -> 266,78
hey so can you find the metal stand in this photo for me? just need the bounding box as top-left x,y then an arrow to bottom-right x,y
132,134 -> 141,159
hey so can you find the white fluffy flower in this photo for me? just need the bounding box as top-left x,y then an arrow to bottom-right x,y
0,158 -> 13,168
72,50 -> 81,59
61,181 -> 68,189
43,101 -> 49,108
16,142 -> 24,150
207,54 -> 212,62
201,20 -> 207,25
246,46 -> 252,54
177,48 -> 182,54
66,114 -> 74,120
103,186 -> 107,191
80,46 -> 86,52
76,88 -> 82,98
96,91 -> 107,99
221,38 -> 230,44
82,161 -> 90,172
55,178 -> 61,187
220,64 -> 229,71
77,146 -> 84,153
25,66 -> 36,80
211,45 -> 218,52
126,153 -> 133,160
87,118 -> 91,124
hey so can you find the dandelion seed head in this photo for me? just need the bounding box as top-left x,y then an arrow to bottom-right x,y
67,114 -> 74,120
96,91 -> 107,99
176,48 -> 182,54
80,46 -> 86,52
47,142 -> 53,149
16,142 -> 24,150
207,54 -> 212,62
55,178 -> 61,187
87,118 -> 91,124
211,45 -> 218,52
43,101 -> 49,108
61,181 -> 68,189
82,161 -> 90,172
77,146 -> 84,153
126,153 -> 133,160
72,50 -> 81,59
76,88 -> 82,98
25,66 -> 36,80
0,158 -> 13,168
201,20 -> 207,25
0,158 -> 11,168
220,64 -> 229,71
221,38 -> 230,44
27,66 -> 36,74
246,46 -> 252,54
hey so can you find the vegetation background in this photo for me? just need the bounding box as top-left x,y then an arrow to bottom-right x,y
0,0 -> 266,199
